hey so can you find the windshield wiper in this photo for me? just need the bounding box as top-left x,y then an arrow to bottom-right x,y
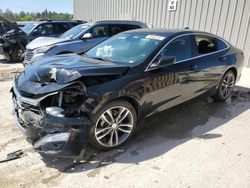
80,54 -> 113,63
89,56 -> 113,63
83,53 -> 113,63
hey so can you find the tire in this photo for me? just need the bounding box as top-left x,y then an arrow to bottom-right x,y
212,70 -> 236,102
10,46 -> 24,62
89,100 -> 137,150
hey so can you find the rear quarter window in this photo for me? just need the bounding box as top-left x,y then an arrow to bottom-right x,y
54,23 -> 70,34
195,35 -> 228,55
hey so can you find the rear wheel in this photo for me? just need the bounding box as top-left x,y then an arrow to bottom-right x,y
89,100 -> 137,150
212,70 -> 235,102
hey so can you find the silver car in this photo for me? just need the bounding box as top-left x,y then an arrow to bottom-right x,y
24,20 -> 148,65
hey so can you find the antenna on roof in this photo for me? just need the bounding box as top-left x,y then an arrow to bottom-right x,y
184,27 -> 189,29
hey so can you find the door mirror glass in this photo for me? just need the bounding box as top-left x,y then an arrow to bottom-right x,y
151,56 -> 176,68
82,33 -> 93,39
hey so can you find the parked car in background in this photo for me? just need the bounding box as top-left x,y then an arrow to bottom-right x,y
22,19 -> 84,41
23,20 -> 148,65
0,16 -> 27,62
0,16 -> 84,62
12,29 -> 244,157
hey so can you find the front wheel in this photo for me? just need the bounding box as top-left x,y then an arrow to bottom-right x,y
89,100 -> 137,150
11,46 -> 24,62
212,70 -> 235,102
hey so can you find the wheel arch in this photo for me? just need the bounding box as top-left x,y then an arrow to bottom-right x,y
227,66 -> 237,78
216,65 -> 238,90
99,96 -> 141,121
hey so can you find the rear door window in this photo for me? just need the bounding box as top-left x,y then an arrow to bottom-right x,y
54,23 -> 70,35
158,35 -> 193,62
89,25 -> 109,38
195,36 -> 218,55
110,24 -> 141,36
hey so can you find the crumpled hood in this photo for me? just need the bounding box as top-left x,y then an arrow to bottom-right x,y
0,16 -> 21,32
26,37 -> 69,49
16,54 -> 129,94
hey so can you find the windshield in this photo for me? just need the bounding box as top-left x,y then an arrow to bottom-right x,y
85,33 -> 164,64
59,24 -> 89,39
22,22 -> 37,33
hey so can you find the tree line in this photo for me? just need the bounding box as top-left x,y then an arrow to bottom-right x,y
0,9 -> 73,21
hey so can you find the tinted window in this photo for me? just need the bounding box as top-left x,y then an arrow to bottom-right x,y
70,22 -> 81,27
159,36 -> 192,62
122,25 -> 141,30
90,25 -> 109,38
3,23 -> 13,32
110,25 -> 141,36
110,25 -> 122,36
54,23 -> 70,34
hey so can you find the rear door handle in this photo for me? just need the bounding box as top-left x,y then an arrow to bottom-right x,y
189,64 -> 198,71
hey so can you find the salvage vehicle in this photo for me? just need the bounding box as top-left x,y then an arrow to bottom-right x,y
21,19 -> 84,41
0,16 -> 83,62
23,20 -> 148,65
12,29 -> 244,157
0,16 -> 27,62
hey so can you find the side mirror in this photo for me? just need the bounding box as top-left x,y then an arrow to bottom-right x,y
81,33 -> 93,39
32,29 -> 39,35
150,56 -> 176,68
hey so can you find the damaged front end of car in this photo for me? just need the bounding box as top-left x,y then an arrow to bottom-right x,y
11,69 -> 92,158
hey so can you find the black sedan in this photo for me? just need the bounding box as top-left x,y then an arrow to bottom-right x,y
11,29 -> 244,157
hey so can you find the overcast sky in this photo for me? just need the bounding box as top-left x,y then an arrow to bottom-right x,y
0,0 -> 73,13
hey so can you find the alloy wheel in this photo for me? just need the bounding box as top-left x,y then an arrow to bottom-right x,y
94,106 -> 134,147
220,72 -> 235,99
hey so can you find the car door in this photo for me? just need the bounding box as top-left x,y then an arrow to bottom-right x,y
144,35 -> 205,115
188,35 -> 229,98
80,25 -> 110,52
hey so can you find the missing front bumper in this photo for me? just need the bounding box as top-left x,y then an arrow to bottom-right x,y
11,74 -> 91,158
12,92 -> 91,158
15,109 -> 91,158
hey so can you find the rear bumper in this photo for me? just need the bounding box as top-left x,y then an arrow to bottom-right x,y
12,83 -> 91,158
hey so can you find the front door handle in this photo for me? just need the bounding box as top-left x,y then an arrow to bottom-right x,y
189,64 -> 198,71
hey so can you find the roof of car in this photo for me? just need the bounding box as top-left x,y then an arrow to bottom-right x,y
30,20 -> 83,24
124,28 -> 218,37
87,20 -> 147,27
